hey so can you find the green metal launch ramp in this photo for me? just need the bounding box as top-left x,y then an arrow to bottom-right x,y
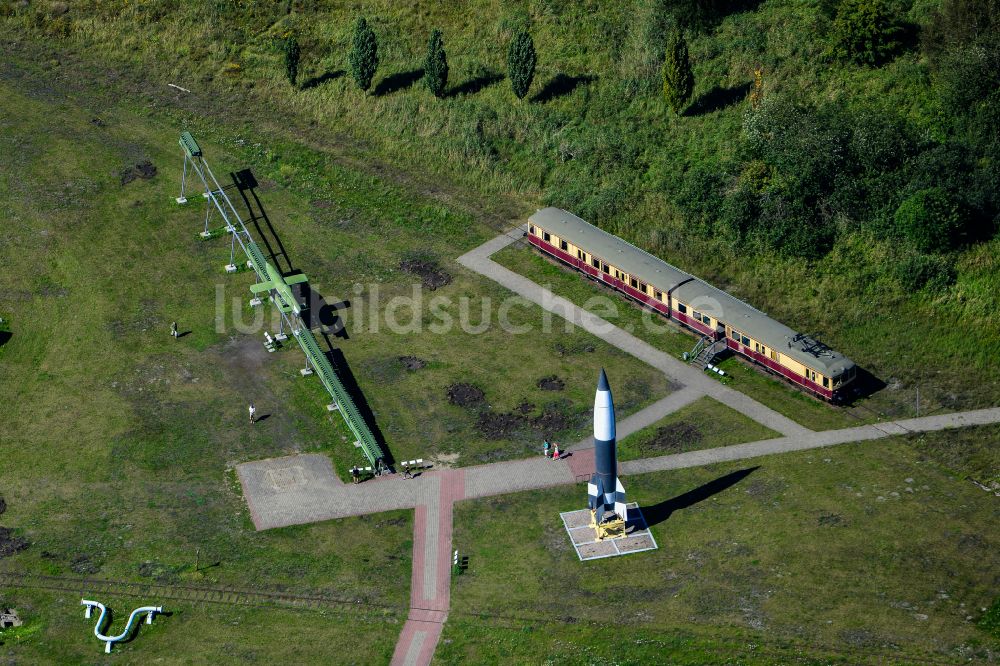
176,132 -> 388,473
292,327 -> 382,466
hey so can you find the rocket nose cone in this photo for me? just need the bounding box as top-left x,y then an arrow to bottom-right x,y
597,368 -> 609,392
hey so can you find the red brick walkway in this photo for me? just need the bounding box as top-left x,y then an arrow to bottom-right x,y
390,469 -> 465,666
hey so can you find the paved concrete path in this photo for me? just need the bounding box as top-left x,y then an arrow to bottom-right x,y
456,230 -> 811,439
235,230 -> 1000,666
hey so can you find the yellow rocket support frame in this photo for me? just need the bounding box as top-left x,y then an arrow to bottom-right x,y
589,508 -> 626,541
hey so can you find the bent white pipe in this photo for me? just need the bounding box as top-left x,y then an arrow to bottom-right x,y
81,599 -> 163,653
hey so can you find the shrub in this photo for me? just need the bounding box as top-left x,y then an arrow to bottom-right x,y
979,597 -> 1000,639
424,29 -> 449,98
283,37 -> 300,87
673,163 -> 726,234
894,252 -> 957,292
662,28 -> 694,113
831,0 -> 903,65
507,30 -> 537,100
348,17 -> 379,93
894,187 -> 964,253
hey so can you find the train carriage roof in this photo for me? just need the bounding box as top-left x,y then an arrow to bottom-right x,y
529,207 -> 855,378
529,207 -> 690,291
672,279 -> 854,376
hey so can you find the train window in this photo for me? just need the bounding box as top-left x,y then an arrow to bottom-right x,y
702,315 -> 711,325
630,278 -> 638,288
731,329 -> 739,341
602,263 -> 610,274
592,258 -> 600,269
529,225 -> 535,235
543,232 -> 551,242
640,283 -> 648,294
577,250 -> 586,260
741,336 -> 750,346
770,350 -> 779,361
754,343 -> 760,353
678,303 -> 687,314
654,290 -> 662,300
693,310 -> 702,320
560,240 -> 568,251
823,376 -> 829,388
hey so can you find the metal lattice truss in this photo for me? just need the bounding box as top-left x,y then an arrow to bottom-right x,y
176,132 -> 388,474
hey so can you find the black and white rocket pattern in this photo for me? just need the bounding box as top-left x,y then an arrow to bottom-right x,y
588,368 -> 627,524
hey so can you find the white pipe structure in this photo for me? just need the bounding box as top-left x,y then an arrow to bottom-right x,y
81,599 -> 163,653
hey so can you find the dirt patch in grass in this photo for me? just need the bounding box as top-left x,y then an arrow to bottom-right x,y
644,423 -> 703,453
398,355 -> 426,371
70,553 -> 101,575
138,561 -> 180,584
0,528 -> 28,558
476,401 -> 576,440
120,159 -> 157,185
399,258 -> 451,290
537,375 -> 564,391
447,383 -> 485,407
476,411 -> 526,439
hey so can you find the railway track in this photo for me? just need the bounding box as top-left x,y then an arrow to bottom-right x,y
0,571 -> 405,617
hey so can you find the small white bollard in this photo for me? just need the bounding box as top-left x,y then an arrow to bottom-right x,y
176,196 -> 188,205
275,333 -> 288,342
225,263 -> 238,273
327,403 -> 339,411
300,367 -> 313,376
249,297 -> 262,307
199,230 -> 212,238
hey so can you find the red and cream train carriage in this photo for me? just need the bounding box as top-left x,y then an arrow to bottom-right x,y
526,207 -> 857,400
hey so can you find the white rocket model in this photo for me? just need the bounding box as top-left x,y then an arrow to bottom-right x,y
588,369 -> 627,528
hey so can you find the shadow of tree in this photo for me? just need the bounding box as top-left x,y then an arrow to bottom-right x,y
449,71 -> 504,97
374,68 -> 423,97
683,81 -> 752,116
531,73 -> 596,103
301,70 -> 345,90
642,467 -> 758,528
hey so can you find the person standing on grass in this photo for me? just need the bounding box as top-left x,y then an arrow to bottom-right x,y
171,321 -> 178,339
248,402 -> 256,425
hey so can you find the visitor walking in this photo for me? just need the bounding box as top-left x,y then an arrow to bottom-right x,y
543,440 -> 551,458
248,402 -> 256,424
171,321 -> 178,339
351,467 -> 360,484
552,444 -> 560,461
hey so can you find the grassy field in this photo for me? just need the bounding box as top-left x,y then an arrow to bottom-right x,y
1,3 -> 998,663
0,51 -> 670,660
617,396 -> 779,461
444,430 -> 1000,664
2,0 -> 996,425
0,589 -> 401,664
